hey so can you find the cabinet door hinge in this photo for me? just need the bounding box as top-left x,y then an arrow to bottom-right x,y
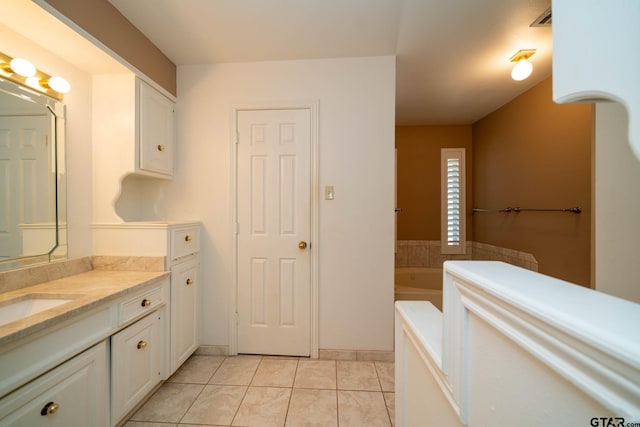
235,311 -> 239,326
234,130 -> 240,144
234,222 -> 239,235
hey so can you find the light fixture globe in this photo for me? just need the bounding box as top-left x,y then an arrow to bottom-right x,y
26,76 -> 46,92
9,58 -> 36,77
48,76 -> 71,93
511,59 -> 533,81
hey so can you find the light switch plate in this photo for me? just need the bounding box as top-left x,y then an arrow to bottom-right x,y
325,186 -> 334,200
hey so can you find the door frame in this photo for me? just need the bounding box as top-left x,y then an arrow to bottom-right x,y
229,101 -> 319,358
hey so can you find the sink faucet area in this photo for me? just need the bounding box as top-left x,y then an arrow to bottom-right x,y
0,294 -> 80,327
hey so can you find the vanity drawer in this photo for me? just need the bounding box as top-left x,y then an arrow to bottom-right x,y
0,306 -> 113,398
171,226 -> 200,261
118,284 -> 166,327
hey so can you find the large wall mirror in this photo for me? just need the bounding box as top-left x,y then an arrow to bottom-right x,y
0,78 -> 66,271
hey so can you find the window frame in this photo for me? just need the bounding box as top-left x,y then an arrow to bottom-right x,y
441,148 -> 466,255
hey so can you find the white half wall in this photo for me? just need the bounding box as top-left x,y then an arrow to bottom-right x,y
595,102 -> 640,303
163,56 -> 396,351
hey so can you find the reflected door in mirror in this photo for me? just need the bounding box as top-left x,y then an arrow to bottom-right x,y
0,115 -> 53,260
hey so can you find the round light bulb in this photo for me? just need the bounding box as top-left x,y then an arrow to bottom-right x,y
48,76 -> 71,93
26,76 -> 46,92
10,58 -> 36,77
511,59 -> 533,81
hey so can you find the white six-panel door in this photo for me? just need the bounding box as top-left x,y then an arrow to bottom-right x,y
236,108 -> 311,356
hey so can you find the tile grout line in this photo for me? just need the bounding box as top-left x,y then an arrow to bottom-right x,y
281,358 -> 300,427
229,355 -> 264,426
375,361 -> 394,427
205,355 -> 226,384
175,355 -> 229,425
335,360 -> 340,426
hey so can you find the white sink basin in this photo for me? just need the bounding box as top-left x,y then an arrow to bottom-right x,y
0,295 -> 77,327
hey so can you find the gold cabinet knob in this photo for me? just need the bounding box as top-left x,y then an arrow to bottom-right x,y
157,144 -> 165,152
137,340 -> 148,350
298,241 -> 307,250
185,235 -> 192,242
141,299 -> 151,308
186,278 -> 193,285
41,401 -> 59,416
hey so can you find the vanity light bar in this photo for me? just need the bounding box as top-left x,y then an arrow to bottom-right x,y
0,51 -> 70,101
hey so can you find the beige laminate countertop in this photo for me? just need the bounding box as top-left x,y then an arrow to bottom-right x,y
0,270 -> 170,347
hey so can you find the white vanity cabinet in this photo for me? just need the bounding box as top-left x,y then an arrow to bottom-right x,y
93,221 -> 201,375
0,342 -> 108,427
167,224 -> 200,374
0,276 -> 170,427
170,255 -> 199,373
111,311 -> 163,423
110,277 -> 169,425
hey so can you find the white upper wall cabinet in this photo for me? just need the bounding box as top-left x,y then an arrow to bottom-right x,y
92,74 -> 175,222
138,79 -> 175,177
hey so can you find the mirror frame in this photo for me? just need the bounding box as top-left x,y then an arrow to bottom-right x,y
0,77 -> 66,271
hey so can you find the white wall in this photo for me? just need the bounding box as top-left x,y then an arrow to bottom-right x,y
595,102 -> 640,303
553,0 -> 640,159
162,56 -> 396,351
0,23 -> 93,259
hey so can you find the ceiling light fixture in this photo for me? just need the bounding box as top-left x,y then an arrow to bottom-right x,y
510,49 -> 536,81
0,51 -> 70,100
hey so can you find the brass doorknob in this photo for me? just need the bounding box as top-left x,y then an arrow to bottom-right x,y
298,241 -> 307,250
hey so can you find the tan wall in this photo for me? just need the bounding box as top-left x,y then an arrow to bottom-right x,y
396,126 -> 472,240
472,77 -> 592,286
41,0 -> 176,95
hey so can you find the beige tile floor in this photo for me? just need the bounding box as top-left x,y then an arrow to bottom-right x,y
125,355 -> 395,427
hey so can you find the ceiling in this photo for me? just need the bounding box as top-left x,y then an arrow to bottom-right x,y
2,0 -> 553,126
109,0 -> 552,126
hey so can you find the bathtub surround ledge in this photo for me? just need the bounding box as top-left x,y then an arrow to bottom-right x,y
471,241 -> 538,271
395,240 -> 538,271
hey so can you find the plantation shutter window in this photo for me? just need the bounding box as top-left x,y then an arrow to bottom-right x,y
441,148 -> 466,254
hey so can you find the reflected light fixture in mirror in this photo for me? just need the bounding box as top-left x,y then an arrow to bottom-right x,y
510,49 -> 536,81
0,51 -> 70,100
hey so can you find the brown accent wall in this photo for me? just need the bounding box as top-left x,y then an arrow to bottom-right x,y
41,0 -> 176,95
396,126 -> 472,240
472,77 -> 592,286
